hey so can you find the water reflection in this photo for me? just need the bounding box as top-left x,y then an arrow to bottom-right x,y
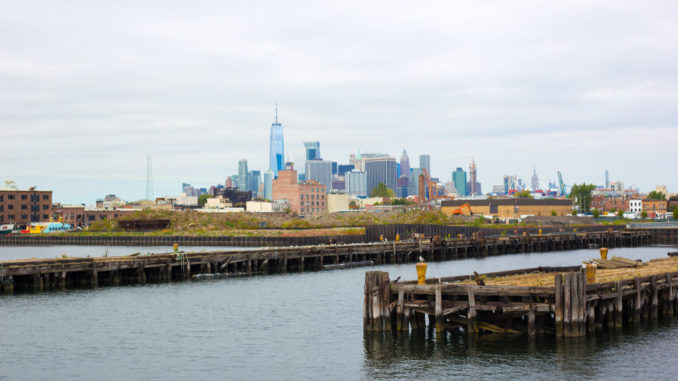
363,315 -> 678,380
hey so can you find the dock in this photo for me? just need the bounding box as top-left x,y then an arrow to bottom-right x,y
0,229 -> 651,294
364,255 -> 678,337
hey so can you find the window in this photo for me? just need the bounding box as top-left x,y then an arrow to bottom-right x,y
300,195 -> 304,200
42,195 -> 49,200
21,214 -> 28,219
8,204 -> 13,210
21,205 -> 27,210
42,205 -> 48,210
8,214 -> 15,220
8,194 -> 15,200
21,194 -> 27,200
311,194 -> 314,200
42,214 -> 48,220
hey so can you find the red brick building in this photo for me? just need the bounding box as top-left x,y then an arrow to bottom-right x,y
591,195 -> 630,212
52,204 -> 138,227
642,199 -> 668,218
272,169 -> 326,217
0,187 -> 52,225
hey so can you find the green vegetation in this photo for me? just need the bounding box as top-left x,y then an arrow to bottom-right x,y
647,191 -> 666,201
641,210 -> 648,219
198,194 -> 213,207
569,183 -> 596,212
617,209 -> 624,218
551,210 -> 557,216
370,182 -> 395,198
391,198 -> 414,206
592,209 -> 600,218
571,210 -> 578,216
513,190 -> 533,199
673,206 -> 678,220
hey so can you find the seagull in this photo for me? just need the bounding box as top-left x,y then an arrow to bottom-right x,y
419,256 -> 425,262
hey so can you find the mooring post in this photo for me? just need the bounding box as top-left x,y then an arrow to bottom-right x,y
571,272 -> 580,337
467,286 -> 477,335
615,281 -> 623,329
650,276 -> 658,320
396,288 -> 405,331
435,285 -> 444,333
363,271 -> 390,331
563,273 -> 572,337
634,277 -> 642,323
555,273 -> 564,338
666,273 -> 674,317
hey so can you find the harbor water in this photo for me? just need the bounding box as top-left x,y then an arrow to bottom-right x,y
1,245 -> 676,380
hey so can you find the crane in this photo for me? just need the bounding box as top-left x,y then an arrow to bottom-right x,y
557,171 -> 566,197
418,168 -> 440,202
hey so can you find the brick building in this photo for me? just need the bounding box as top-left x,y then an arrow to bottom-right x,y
52,204 -> 138,227
591,195 -> 630,212
0,187 -> 52,225
272,168 -> 326,217
441,199 -> 573,219
641,199 -> 668,218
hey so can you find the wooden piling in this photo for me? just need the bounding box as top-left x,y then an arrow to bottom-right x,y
615,281 -> 623,329
435,285 -> 444,333
651,276 -> 658,320
363,271 -> 390,331
467,287 -> 477,334
563,273 -> 572,337
634,277 -> 642,323
555,273 -> 564,337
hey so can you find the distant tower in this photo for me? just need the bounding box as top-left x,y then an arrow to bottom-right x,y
304,141 -> 321,161
400,150 -> 410,179
531,165 -> 539,191
469,159 -> 477,196
146,154 -> 154,201
238,159 -> 248,190
419,154 -> 431,176
269,103 -> 285,178
605,170 -> 609,189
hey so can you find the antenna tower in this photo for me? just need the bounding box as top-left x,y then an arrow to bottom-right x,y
146,154 -> 154,201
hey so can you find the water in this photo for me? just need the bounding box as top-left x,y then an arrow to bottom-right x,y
0,245 -> 257,260
1,245 -> 676,380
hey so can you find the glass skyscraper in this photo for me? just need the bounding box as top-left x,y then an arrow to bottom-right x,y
453,167 -> 467,196
269,105 -> 285,178
304,141 -> 320,161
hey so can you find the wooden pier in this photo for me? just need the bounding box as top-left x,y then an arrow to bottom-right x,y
0,230 -> 651,294
364,255 -> 678,337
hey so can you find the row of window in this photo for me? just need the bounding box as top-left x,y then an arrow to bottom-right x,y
309,187 -> 323,193
0,204 -> 49,210
300,193 -> 325,200
0,194 -> 49,201
300,208 -> 322,214
0,214 -> 49,222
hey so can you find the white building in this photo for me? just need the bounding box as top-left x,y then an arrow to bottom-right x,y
346,170 -> 367,197
629,199 -> 642,215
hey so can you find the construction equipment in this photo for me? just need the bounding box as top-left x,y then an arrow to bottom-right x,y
418,168 -> 440,202
557,171 -> 566,197
450,203 -> 473,215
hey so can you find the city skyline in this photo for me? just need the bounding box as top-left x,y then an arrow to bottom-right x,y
1,1 -> 677,203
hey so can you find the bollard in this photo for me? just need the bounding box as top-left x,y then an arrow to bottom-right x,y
600,247 -> 608,260
380,235 -> 384,242
173,243 -> 179,253
416,262 -> 427,285
585,263 -> 597,284
539,229 -> 542,235
395,233 -> 400,242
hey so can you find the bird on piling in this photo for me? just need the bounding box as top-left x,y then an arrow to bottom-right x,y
419,256 -> 425,262
473,271 -> 485,286
392,276 -> 401,284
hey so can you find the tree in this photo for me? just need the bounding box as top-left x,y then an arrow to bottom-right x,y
513,190 -> 533,199
641,210 -> 648,219
673,206 -> 678,220
617,209 -> 624,218
569,183 -> 596,212
592,209 -> 601,218
198,194 -> 213,207
370,183 -> 395,198
551,210 -> 557,216
571,209 -> 578,216
647,191 -> 666,201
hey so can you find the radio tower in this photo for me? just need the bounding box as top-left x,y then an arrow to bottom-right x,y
146,154 -> 154,201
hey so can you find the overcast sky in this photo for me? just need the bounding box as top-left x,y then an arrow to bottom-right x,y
2,0 -> 677,203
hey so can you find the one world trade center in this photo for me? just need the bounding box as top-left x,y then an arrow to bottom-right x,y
269,104 -> 284,178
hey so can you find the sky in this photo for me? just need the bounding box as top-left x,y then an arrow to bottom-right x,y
1,0 -> 677,204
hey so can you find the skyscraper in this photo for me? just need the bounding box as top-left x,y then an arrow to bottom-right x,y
400,150 -> 410,179
346,170 -> 367,197
605,170 -> 609,189
304,141 -> 320,161
248,170 -> 261,197
238,159 -> 248,191
269,105 -> 285,178
305,160 -> 333,193
531,165 -> 539,191
453,167 -> 467,196
469,159 -> 478,196
408,168 -> 422,197
419,154 -> 430,176
263,170 -> 274,200
365,157 -> 397,196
